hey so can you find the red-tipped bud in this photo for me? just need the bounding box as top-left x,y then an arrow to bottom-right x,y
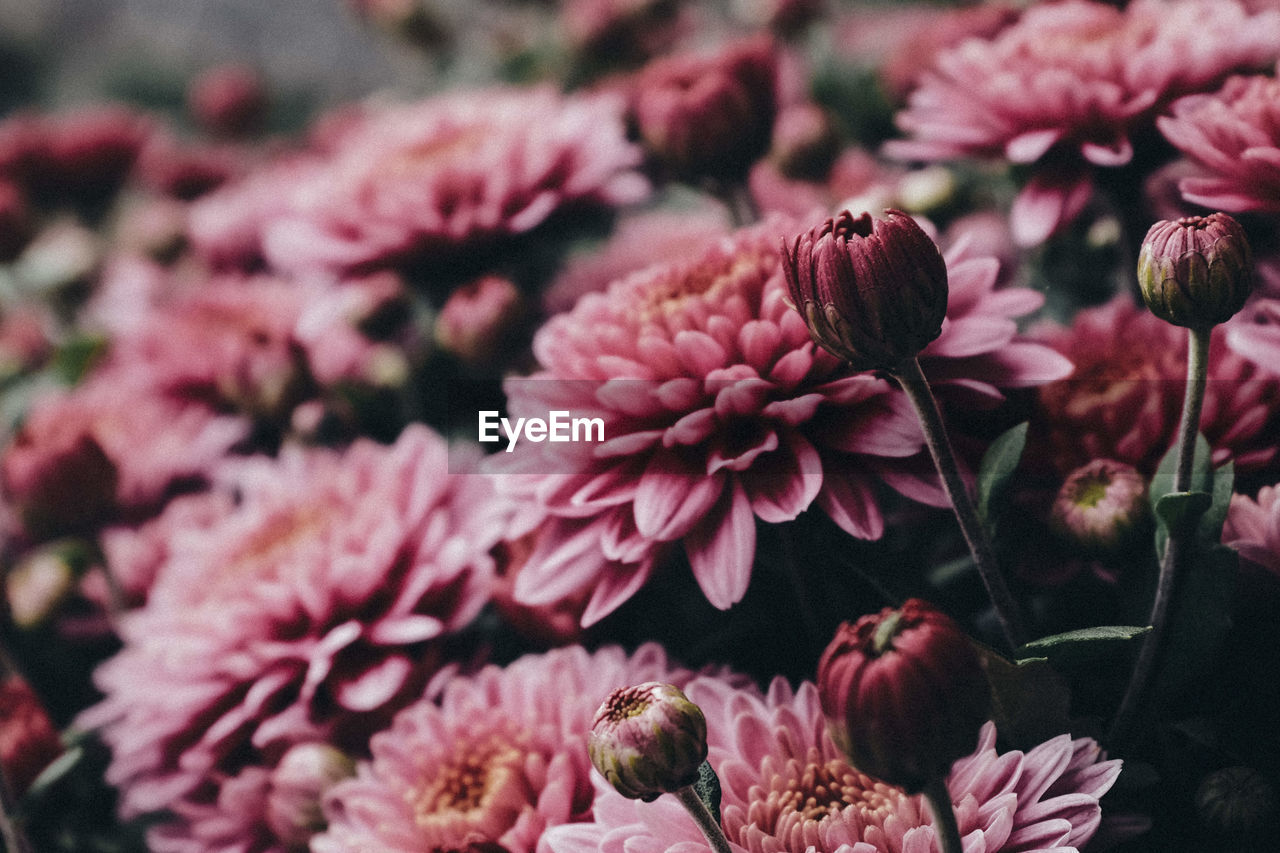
816,598 -> 990,793
1137,213 -> 1253,329
588,682 -> 707,801
188,65 -> 268,139
633,38 -> 778,183
1051,459 -> 1150,556
0,675 -> 62,798
781,209 -> 948,371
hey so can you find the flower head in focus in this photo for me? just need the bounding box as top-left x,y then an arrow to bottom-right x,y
312,645 -> 724,853
1137,213 -> 1254,329
588,682 -> 708,801
543,674 -> 1124,853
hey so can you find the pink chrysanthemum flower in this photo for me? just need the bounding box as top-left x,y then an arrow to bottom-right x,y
1158,67 -> 1280,213
886,0 -> 1280,245
260,86 -> 648,274
545,676 -> 1123,853
1,370 -> 247,539
78,426 -> 499,847
1034,297 -> 1280,476
1226,297 -> 1280,377
501,219 -> 1068,623
312,644 -> 729,853
1224,484 -> 1280,576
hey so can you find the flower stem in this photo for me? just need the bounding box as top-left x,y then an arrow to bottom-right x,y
922,777 -> 964,853
676,784 -> 733,853
1109,325 -> 1212,746
892,357 -> 1027,651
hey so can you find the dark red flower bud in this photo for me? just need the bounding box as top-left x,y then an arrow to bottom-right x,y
0,675 -> 62,798
780,209 -> 948,371
632,38 -> 778,183
188,65 -> 268,139
1137,213 -> 1253,329
816,598 -> 990,793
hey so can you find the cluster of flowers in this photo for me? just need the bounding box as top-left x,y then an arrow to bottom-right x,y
2,0 -> 1280,851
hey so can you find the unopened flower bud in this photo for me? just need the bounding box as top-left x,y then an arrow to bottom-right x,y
588,682 -> 707,801
633,38 -> 778,183
0,675 -> 62,798
6,545 -> 80,629
817,598 -> 990,793
770,103 -> 839,182
1051,459 -> 1149,556
1137,213 -> 1253,329
266,743 -> 356,846
1196,766 -> 1278,841
188,64 -> 268,139
434,275 -> 525,366
781,209 -> 948,371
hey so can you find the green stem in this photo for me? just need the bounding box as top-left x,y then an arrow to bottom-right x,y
922,777 -> 964,853
1109,325 -> 1212,746
675,785 -> 733,853
892,357 -> 1027,651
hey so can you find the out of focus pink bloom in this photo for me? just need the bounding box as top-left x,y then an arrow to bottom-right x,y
79,427 -> 499,849
1226,297 -> 1280,376
543,675 -> 1125,853
1034,297 -> 1280,476
261,86 -> 648,274
1159,68 -> 1280,213
187,64 -> 268,139
631,38 -> 779,183
434,275 -> 525,366
135,132 -> 245,200
1,373 -> 246,539
0,179 -> 32,261
1225,483 -> 1280,576
312,644 -> 725,853
564,0 -> 686,65
886,0 -> 1280,245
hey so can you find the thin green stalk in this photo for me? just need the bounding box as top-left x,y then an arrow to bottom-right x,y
1109,325 -> 1211,745
922,777 -> 964,853
675,785 -> 733,853
892,357 -> 1027,651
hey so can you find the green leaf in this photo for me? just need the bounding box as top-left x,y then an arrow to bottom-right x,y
1150,543 -> 1238,710
1200,460 -> 1234,544
1017,625 -> 1152,667
1151,433 -> 1214,559
50,335 -> 108,386
978,647 -> 1073,750
693,759 -> 722,822
976,422 -> 1029,525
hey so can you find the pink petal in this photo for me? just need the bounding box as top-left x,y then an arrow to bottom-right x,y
685,482 -> 756,609
743,433 -> 823,523
336,654 -> 413,711
634,452 -> 726,540
816,474 -> 884,539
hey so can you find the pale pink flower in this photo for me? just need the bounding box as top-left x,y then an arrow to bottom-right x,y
545,676 -> 1124,853
1224,484 -> 1280,576
261,86 -> 648,274
1226,297 -> 1280,378
78,426 -> 499,844
312,643 -> 732,853
886,0 -> 1280,245
1034,297 -> 1280,476
501,218 -> 1066,623
1158,67 -> 1280,213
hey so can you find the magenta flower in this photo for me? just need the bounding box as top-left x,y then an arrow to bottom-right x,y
501,218 -> 1067,623
260,85 -> 648,274
886,0 -> 1280,245
1224,484 -> 1280,577
1226,297 -> 1280,377
77,426 -> 499,849
1158,68 -> 1280,213
544,675 -> 1124,853
1034,297 -> 1280,476
312,644 -> 724,853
